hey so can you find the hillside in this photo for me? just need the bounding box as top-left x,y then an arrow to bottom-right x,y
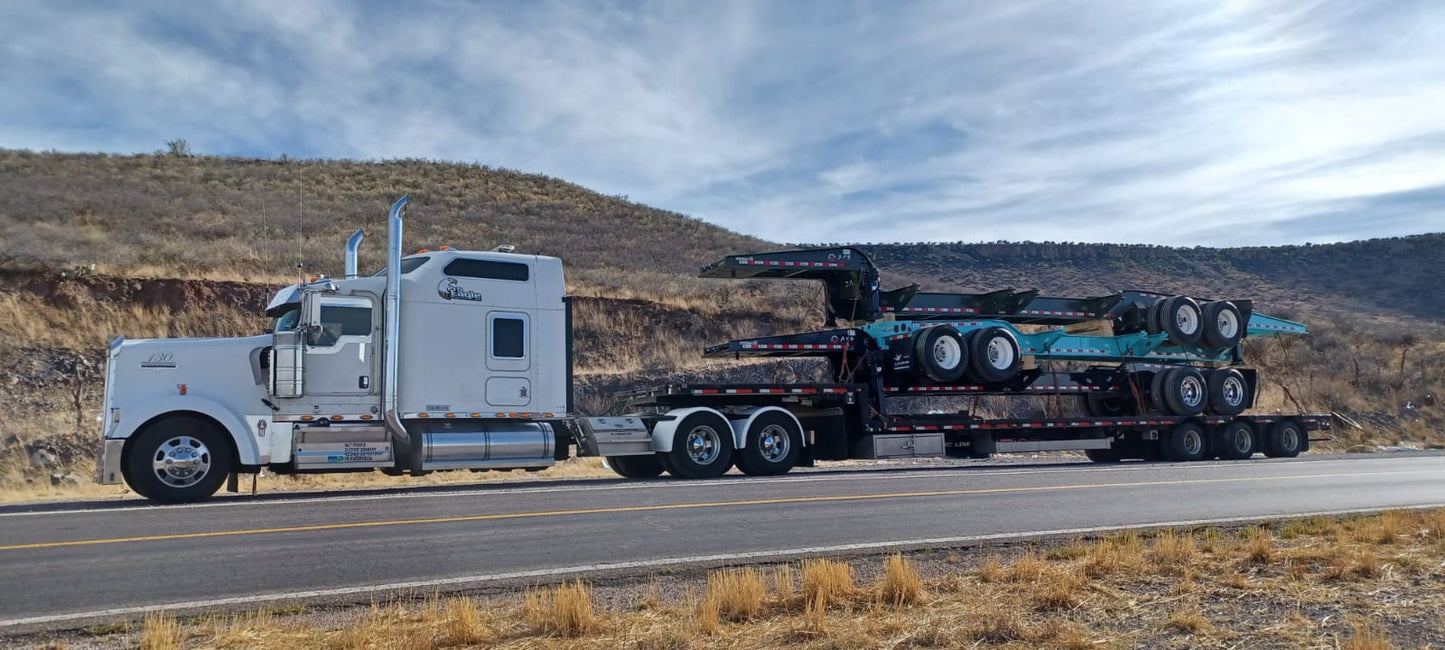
0,150 -> 1441,497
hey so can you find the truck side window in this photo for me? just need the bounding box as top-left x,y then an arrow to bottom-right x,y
445,258 -> 530,282
492,316 -> 526,358
316,305 -> 372,347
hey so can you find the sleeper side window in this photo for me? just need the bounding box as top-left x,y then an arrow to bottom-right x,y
491,315 -> 527,359
445,258 -> 530,282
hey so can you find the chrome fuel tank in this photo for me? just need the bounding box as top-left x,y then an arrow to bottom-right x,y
419,421 -> 556,470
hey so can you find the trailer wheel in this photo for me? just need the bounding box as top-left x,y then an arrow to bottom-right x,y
1160,296 -> 1203,346
123,415 -> 233,503
967,327 -> 1021,383
1149,369 -> 1170,413
735,411 -> 802,476
1085,448 -> 1122,463
664,412 -> 735,479
605,455 -> 665,479
1263,420 -> 1305,458
1215,421 -> 1255,460
1161,367 -> 1207,416
1206,368 -> 1248,416
1162,422 -> 1207,462
1200,301 -> 1244,349
913,325 -> 969,383
1145,301 -> 1164,335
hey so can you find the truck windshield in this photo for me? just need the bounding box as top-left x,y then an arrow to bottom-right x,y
271,306 -> 300,332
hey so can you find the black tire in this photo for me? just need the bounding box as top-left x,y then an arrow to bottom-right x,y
605,454 -> 665,478
967,327 -> 1021,383
664,412 -> 735,479
734,411 -> 802,476
1085,448 -> 1122,463
1149,369 -> 1170,413
1200,301 -> 1244,350
1160,296 -> 1203,346
1145,301 -> 1164,335
1263,420 -> 1306,458
1162,421 -> 1208,462
1207,368 -> 1249,416
1161,367 -> 1208,416
1082,392 -> 1137,417
123,415 -> 233,503
1215,421 -> 1256,460
913,325 -> 968,383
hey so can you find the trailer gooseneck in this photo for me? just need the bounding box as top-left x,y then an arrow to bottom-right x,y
96,197 -> 1330,503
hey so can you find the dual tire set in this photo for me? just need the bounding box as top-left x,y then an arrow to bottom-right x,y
912,325 -> 1021,385
1147,296 -> 1244,350
606,410 -> 803,481
1086,418 -> 1307,463
1082,366 -> 1250,417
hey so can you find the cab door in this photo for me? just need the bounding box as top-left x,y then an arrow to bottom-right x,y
304,295 -> 377,397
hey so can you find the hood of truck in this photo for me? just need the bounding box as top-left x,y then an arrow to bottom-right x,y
105,334 -> 272,439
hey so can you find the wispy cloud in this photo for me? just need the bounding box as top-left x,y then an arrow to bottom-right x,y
2,0 -> 1442,246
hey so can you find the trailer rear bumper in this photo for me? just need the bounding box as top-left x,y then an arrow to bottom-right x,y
97,438 -> 125,485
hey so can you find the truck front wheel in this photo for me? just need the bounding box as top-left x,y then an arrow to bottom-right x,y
124,415 -> 233,503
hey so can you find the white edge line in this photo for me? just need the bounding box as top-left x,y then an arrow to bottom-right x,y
0,455 -> 1417,518
4,502 -> 1444,629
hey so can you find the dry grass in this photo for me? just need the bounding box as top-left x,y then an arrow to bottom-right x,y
800,558 -> 854,609
50,509 -> 1445,649
523,580 -> 596,638
138,612 -> 183,650
877,554 -> 923,606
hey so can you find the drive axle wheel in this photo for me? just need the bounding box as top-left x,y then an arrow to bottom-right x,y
605,455 -> 664,479
665,412 -> 734,479
1085,448 -> 1122,463
735,411 -> 802,476
123,415 -> 233,503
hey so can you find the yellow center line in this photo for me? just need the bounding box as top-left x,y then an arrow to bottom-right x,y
0,470 -> 1425,552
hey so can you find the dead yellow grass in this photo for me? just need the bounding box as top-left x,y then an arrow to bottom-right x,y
139,611 -> 183,650
523,580 -> 596,637
800,557 -> 853,609
877,554 -> 923,606
698,567 -> 768,629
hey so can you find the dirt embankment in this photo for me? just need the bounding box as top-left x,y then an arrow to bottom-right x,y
0,269 -> 274,313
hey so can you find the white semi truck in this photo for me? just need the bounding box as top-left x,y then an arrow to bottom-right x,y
97,197 -> 1329,503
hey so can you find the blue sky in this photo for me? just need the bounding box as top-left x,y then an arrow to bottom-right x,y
3,0 -> 1443,246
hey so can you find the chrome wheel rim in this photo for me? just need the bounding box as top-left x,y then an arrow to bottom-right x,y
931,336 -> 962,370
1223,377 -> 1244,406
1181,375 -> 1205,407
986,337 -> 1015,369
685,425 -> 722,465
152,436 -> 212,488
757,424 -> 790,463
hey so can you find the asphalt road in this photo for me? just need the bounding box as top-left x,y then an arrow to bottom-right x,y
2,452 -> 1444,631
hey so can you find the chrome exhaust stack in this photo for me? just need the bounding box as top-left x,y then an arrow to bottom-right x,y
383,196 -> 410,448
344,229 -> 365,279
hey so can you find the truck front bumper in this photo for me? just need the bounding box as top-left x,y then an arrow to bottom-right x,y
97,439 -> 125,485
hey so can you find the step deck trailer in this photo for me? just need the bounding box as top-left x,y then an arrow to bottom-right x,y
588,382 -> 1329,472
